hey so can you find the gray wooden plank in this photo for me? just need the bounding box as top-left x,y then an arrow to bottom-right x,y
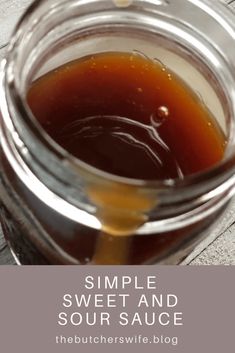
0,240 -> 16,265
190,223 -> 235,265
183,199 -> 235,265
0,0 -> 32,47
0,44 -> 7,61
223,0 -> 235,11
0,226 -> 6,251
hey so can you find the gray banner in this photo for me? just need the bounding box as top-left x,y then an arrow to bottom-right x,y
0,266 -> 234,352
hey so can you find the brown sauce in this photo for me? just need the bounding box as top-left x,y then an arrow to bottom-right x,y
24,52 -> 227,264
27,52 -> 225,180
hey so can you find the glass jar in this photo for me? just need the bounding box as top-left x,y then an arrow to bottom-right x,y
0,0 -> 235,265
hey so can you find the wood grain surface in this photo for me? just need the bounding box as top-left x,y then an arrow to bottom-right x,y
0,0 -> 235,265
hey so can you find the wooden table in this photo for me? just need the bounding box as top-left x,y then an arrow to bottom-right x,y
0,0 -> 235,265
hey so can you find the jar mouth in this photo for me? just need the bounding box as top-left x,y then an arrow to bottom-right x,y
2,0 -> 235,200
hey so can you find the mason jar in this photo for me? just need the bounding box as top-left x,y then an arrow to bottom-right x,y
0,0 -> 235,265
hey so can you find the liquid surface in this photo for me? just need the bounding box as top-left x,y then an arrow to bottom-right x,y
27,52 -> 226,181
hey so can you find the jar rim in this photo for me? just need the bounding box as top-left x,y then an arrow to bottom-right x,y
2,0 -> 235,201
